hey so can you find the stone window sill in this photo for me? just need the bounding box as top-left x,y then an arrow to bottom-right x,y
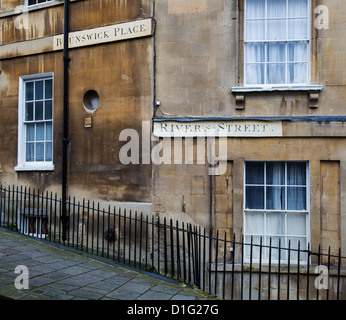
231,85 -> 324,110
15,165 -> 55,172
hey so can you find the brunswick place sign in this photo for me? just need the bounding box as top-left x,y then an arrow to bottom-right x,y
54,18 -> 154,50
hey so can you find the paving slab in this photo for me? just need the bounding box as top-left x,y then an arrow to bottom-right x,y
0,229 -> 213,301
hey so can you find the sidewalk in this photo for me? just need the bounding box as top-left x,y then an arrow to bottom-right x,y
0,229 -> 212,300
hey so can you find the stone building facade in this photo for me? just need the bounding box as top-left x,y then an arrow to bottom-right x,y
0,0 -> 345,259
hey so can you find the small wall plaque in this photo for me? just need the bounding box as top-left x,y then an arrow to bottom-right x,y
84,117 -> 92,128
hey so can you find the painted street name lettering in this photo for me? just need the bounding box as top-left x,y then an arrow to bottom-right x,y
153,120 -> 283,137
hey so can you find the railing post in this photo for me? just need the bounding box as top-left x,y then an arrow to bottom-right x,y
157,216 -> 160,274
287,239 -> 291,300
134,211 -> 138,268
222,232 -> 227,300
259,236 -> 263,301
214,230 -> 219,297
123,210 -> 126,264
307,243 -> 310,301
163,217 -> 167,277
128,210 -> 132,266
81,199 -> 85,252
278,238 -> 281,300
202,228 -> 206,292
118,207 -> 121,262
208,228 -> 212,295
231,233 -> 235,301
249,235 -> 253,300
139,212 -> 143,269
337,247 -> 341,301
113,207 -> 116,261
182,222 -> 186,283
86,200 -> 90,252
316,245 -> 321,300
327,246 -> 331,300
297,240 -> 300,300
151,215 -> 154,273
268,237 -> 272,300
145,215 -> 149,271
241,234 -> 244,300
176,220 -> 181,280
170,219 -> 175,279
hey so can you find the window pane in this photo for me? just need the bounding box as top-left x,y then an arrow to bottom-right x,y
41,218 -> 49,235
36,123 -> 45,141
288,41 -> 308,62
246,43 -> 265,63
29,217 -> 37,234
46,122 -> 53,140
267,0 -> 286,18
245,212 -> 264,234
25,102 -> 34,121
266,186 -> 285,210
25,82 -> 34,101
266,162 -> 285,185
246,64 -> 265,84
29,0 -> 36,6
26,124 -> 35,141
35,101 -> 44,120
267,63 -> 285,84
287,237 -> 307,261
287,213 -> 306,235
287,162 -> 306,185
288,63 -> 307,84
288,19 -> 308,39
266,212 -> 285,236
35,80 -> 44,100
246,162 -> 264,184
244,235 -> 263,260
267,42 -> 286,63
267,20 -> 286,40
287,187 -> 306,210
246,0 -> 265,19
246,186 -> 265,209
26,143 -> 34,162
288,0 -> 308,18
269,236 -> 287,260
246,20 -> 265,41
45,100 -> 53,120
45,79 -> 53,99
45,142 -> 52,161
36,142 -> 45,161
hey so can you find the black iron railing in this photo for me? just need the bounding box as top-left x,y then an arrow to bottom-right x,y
0,185 -> 345,300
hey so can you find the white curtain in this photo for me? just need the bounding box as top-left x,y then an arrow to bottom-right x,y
245,0 -> 309,85
266,162 -> 285,210
287,162 -> 306,210
246,0 -> 265,19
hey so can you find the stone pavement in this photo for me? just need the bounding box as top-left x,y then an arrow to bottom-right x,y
0,229 -> 213,300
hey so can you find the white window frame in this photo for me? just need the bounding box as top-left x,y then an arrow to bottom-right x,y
15,73 -> 55,172
244,0 -> 311,88
25,0 -> 55,8
243,161 -> 310,264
